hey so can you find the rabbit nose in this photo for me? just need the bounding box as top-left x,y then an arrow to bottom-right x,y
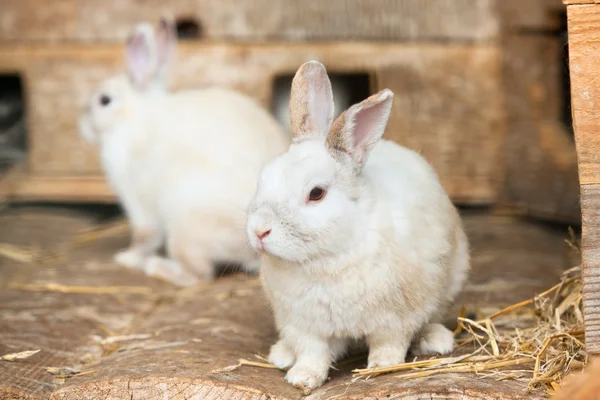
255,228 -> 271,241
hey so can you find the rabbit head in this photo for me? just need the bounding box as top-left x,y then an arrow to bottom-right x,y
79,17 -> 176,143
247,61 -> 394,263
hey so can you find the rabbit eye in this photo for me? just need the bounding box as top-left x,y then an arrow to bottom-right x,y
308,187 -> 326,202
99,95 -> 111,106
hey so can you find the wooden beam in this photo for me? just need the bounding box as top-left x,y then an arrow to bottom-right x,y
0,42 -> 504,204
0,0 -> 500,43
567,2 -> 600,353
1,168 -> 115,203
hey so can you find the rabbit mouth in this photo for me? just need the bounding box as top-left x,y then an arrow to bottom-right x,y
253,239 -> 268,254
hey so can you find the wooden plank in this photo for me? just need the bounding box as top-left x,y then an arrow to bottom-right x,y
568,4 -> 600,185
498,0 -> 565,31
0,0 -> 570,44
49,213 -> 564,400
564,0 -> 600,5
1,173 -> 115,203
498,34 -> 580,224
0,0 -> 80,43
0,207 -> 164,400
567,3 -> 600,354
1,208 -> 566,399
581,185 -> 600,354
0,42 -> 503,204
376,52 -> 504,204
0,0 -> 500,43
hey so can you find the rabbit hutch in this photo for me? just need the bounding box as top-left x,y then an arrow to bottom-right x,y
0,0 -> 588,399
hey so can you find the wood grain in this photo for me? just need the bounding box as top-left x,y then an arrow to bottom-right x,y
0,0 -> 500,43
0,0 -> 569,44
0,207 -> 567,399
499,35 -> 580,224
2,174 -> 114,203
568,4 -> 600,185
580,185 -> 600,354
0,42 -> 503,204
564,0 -> 600,5
567,3 -> 600,353
498,0 -> 565,30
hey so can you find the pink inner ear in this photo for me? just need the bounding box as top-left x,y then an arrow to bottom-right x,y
351,103 -> 388,153
126,34 -> 153,86
156,20 -> 175,66
308,77 -> 333,135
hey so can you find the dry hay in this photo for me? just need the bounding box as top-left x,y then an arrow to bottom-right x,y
352,229 -> 586,395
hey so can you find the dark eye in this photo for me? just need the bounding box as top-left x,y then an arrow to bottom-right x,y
308,187 -> 326,202
99,95 -> 111,106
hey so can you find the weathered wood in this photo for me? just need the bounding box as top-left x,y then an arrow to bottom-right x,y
0,0 -> 501,43
0,42 -> 503,204
0,0 -> 571,44
375,50 -> 504,204
564,0 -> 600,5
498,34 -> 580,224
498,0 -> 565,31
0,207 -> 170,400
1,173 -> 114,203
568,4 -> 600,185
0,207 -> 570,399
580,185 -> 600,354
567,2 -> 600,354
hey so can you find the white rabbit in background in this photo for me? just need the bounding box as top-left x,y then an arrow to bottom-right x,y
79,18 -> 289,286
246,61 -> 470,390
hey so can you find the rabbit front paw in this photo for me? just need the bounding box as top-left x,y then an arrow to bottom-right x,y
114,248 -> 145,269
414,323 -> 454,356
144,256 -> 201,287
285,364 -> 328,392
268,340 -> 295,370
367,351 -> 405,369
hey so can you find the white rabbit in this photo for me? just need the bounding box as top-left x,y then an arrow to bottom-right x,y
246,61 -> 470,390
79,18 -> 289,286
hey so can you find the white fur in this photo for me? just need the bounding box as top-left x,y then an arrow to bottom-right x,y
79,21 -> 289,286
246,61 -> 470,390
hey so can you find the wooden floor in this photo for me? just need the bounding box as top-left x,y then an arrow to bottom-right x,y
0,206 -> 574,400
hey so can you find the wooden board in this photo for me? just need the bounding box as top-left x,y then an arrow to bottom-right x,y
0,0 -> 501,43
0,0 -> 570,44
567,3 -> 600,353
498,34 -> 580,224
1,173 -> 114,203
0,206 -> 569,399
564,0 -> 600,4
0,42 -> 503,204
498,0 -> 565,31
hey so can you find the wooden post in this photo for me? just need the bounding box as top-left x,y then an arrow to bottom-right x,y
566,0 -> 600,354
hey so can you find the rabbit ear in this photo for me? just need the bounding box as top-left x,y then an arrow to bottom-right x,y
289,60 -> 334,142
326,89 -> 394,168
155,16 -> 177,76
125,23 -> 159,90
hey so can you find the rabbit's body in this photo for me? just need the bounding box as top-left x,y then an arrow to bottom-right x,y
101,84 -> 284,274
81,21 -> 289,285
261,140 -> 468,338
247,61 -> 470,390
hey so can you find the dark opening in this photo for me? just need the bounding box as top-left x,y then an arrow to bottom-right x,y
557,11 -> 573,135
175,18 -> 203,40
271,72 -> 373,134
0,74 -> 26,172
